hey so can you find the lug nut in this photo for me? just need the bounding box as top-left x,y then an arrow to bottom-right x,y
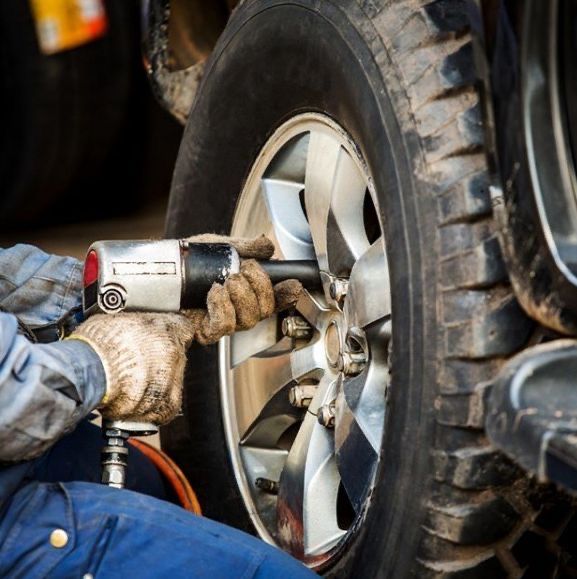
282,316 -> 312,339
342,350 -> 367,376
329,279 -> 348,302
289,384 -> 317,408
341,328 -> 368,376
255,477 -> 279,495
317,402 -> 336,428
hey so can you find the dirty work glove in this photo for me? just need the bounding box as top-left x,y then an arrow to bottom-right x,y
185,234 -> 303,345
69,313 -> 195,424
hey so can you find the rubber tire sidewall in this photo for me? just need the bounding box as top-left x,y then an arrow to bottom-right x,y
164,1 -> 437,576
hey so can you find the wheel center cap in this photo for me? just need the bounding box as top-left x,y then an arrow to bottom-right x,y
324,320 -> 342,368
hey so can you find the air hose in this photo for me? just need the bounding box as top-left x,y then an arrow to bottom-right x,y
129,438 -> 202,515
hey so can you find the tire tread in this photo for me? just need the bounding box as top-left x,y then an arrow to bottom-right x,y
366,0 -> 576,574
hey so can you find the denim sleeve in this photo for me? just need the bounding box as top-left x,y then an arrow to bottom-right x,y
0,313 -> 106,461
0,244 -> 83,328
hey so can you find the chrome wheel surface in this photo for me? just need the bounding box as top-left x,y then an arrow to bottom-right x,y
220,113 -> 391,566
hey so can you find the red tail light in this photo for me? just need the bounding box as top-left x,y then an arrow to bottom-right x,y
84,250 -> 99,287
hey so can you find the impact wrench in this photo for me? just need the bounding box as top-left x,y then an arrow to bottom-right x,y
81,239 -> 321,488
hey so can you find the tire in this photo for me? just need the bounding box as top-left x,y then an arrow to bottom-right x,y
0,0 -> 141,225
163,1 -> 576,576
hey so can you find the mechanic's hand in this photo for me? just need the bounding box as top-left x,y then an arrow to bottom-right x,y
69,313 -> 195,424
185,234 -> 304,345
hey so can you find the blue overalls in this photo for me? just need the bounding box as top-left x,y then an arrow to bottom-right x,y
0,245 -> 314,578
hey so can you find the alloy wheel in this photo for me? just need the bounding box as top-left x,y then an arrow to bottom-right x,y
220,113 -> 391,566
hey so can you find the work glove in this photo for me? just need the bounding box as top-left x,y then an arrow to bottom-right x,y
184,234 -> 303,345
69,313 -> 195,424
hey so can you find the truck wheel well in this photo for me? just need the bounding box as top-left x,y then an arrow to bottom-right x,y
167,0 -> 237,71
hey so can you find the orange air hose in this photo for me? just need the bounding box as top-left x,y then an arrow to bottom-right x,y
129,438 -> 202,515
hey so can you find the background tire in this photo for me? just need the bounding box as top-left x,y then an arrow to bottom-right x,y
0,0 -> 180,226
163,1 -> 576,576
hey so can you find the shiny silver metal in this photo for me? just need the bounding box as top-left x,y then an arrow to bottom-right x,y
85,240 -> 184,315
329,279 -> 348,302
317,401 -> 336,428
85,239 -> 242,315
101,420 -> 158,489
220,113 -> 391,565
341,350 -> 367,377
282,316 -> 313,339
289,384 -> 317,408
341,326 -> 368,376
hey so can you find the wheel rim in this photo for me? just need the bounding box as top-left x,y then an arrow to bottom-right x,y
219,113 -> 391,566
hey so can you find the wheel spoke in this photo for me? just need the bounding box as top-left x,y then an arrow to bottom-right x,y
334,391 -> 378,512
326,152 -> 370,275
334,362 -> 387,511
296,290 -> 329,330
231,316 -> 280,367
290,341 -> 326,382
344,237 -> 391,328
261,178 -> 314,259
240,386 -> 302,448
304,131 -> 343,272
277,376 -> 345,557
233,344 -> 325,441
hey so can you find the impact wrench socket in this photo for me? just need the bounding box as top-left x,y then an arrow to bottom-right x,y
82,239 -> 322,487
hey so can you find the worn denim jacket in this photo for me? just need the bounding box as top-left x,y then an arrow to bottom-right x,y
0,245 -> 105,501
